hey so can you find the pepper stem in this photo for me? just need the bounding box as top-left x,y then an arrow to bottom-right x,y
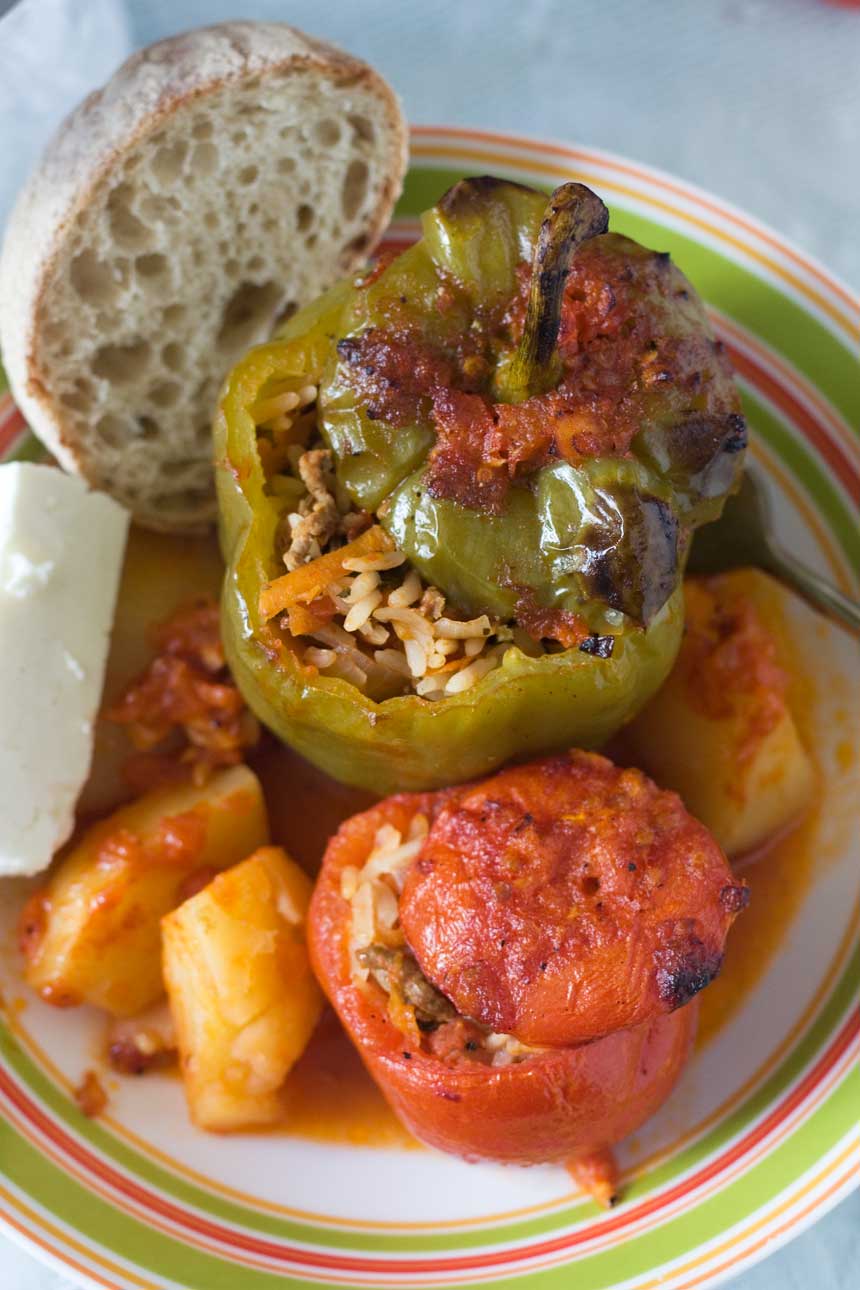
508,183 -> 609,402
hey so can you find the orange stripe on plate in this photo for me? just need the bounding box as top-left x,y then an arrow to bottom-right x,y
0,1088 -> 289,1279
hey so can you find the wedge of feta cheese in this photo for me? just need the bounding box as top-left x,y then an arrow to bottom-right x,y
0,463 -> 129,876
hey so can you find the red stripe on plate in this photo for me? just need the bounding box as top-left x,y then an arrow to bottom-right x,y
0,397 -> 26,457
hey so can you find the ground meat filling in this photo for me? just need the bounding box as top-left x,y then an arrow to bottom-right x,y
342,811 -> 540,1066
282,448 -> 342,571
356,944 -> 456,1027
255,382 -> 537,698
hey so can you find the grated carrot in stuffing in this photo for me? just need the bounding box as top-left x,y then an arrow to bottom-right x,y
259,526 -> 395,621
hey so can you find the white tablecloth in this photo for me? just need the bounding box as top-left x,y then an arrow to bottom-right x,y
1,1 -> 858,1287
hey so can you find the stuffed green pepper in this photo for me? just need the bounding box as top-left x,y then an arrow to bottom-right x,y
215,177 -> 746,792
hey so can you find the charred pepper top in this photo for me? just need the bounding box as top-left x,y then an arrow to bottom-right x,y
320,177 -> 746,633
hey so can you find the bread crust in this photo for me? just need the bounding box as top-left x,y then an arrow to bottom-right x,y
0,22 -> 408,532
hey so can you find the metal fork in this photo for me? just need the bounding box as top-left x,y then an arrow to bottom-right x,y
687,469 -> 860,635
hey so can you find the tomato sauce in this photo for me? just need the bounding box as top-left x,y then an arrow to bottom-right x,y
278,1009 -> 417,1150
697,809 -> 818,1048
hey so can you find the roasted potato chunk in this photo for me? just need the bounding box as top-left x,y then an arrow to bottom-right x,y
20,765 -> 268,1015
163,846 -> 323,1132
625,570 -> 815,856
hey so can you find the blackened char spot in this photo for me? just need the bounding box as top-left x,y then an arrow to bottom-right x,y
579,634 -> 615,658
583,490 -> 679,626
654,930 -> 723,1009
645,411 -> 747,503
439,1090 -> 462,1102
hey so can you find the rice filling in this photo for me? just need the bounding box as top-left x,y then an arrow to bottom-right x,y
344,813 -> 539,1066
259,394 -> 540,699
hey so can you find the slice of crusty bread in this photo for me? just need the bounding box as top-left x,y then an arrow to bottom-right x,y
0,22 -> 407,532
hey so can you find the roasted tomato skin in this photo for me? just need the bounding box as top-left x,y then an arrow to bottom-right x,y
399,751 -> 745,1047
308,792 -> 698,1166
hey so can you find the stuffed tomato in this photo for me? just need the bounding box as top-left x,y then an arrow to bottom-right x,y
308,751 -> 746,1171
